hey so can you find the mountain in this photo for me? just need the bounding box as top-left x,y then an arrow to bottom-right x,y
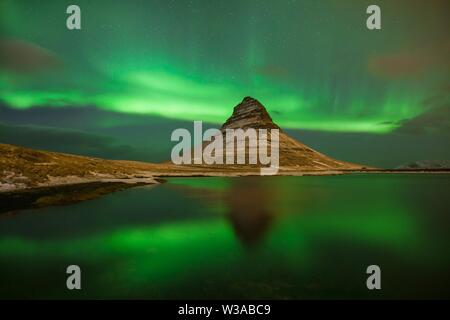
396,160 -> 450,170
1,97 -> 369,194
221,96 -> 281,130
187,97 -> 366,171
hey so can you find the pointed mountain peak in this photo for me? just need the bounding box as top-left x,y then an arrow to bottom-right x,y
221,96 -> 280,130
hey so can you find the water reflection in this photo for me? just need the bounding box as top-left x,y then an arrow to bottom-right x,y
0,182 -> 150,214
169,177 -> 283,247
225,177 -> 274,247
0,176 -> 449,299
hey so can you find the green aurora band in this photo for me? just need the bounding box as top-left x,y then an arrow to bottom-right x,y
1,0 -> 449,133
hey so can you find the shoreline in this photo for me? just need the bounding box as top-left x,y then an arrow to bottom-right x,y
1,168 -> 449,194
1,169 -> 448,214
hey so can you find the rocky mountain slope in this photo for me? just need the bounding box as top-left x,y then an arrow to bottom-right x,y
0,143 -> 160,191
188,96 -> 366,170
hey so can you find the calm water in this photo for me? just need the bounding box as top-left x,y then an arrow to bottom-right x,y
0,175 -> 449,299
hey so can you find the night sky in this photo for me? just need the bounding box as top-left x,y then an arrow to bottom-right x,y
0,0 -> 449,167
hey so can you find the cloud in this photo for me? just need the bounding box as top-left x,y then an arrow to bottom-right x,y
252,64 -> 289,80
0,102 -> 214,162
395,105 -> 450,135
0,38 -> 61,73
0,122 -> 152,161
394,85 -> 450,135
368,42 -> 450,80
366,0 -> 450,80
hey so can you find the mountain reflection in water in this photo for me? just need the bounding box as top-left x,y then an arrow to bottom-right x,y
0,175 -> 449,299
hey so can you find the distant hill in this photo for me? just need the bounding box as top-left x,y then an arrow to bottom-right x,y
0,143 -> 160,192
396,160 -> 450,170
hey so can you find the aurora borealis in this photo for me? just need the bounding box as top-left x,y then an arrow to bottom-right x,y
0,0 -> 449,166
1,1 -> 450,300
